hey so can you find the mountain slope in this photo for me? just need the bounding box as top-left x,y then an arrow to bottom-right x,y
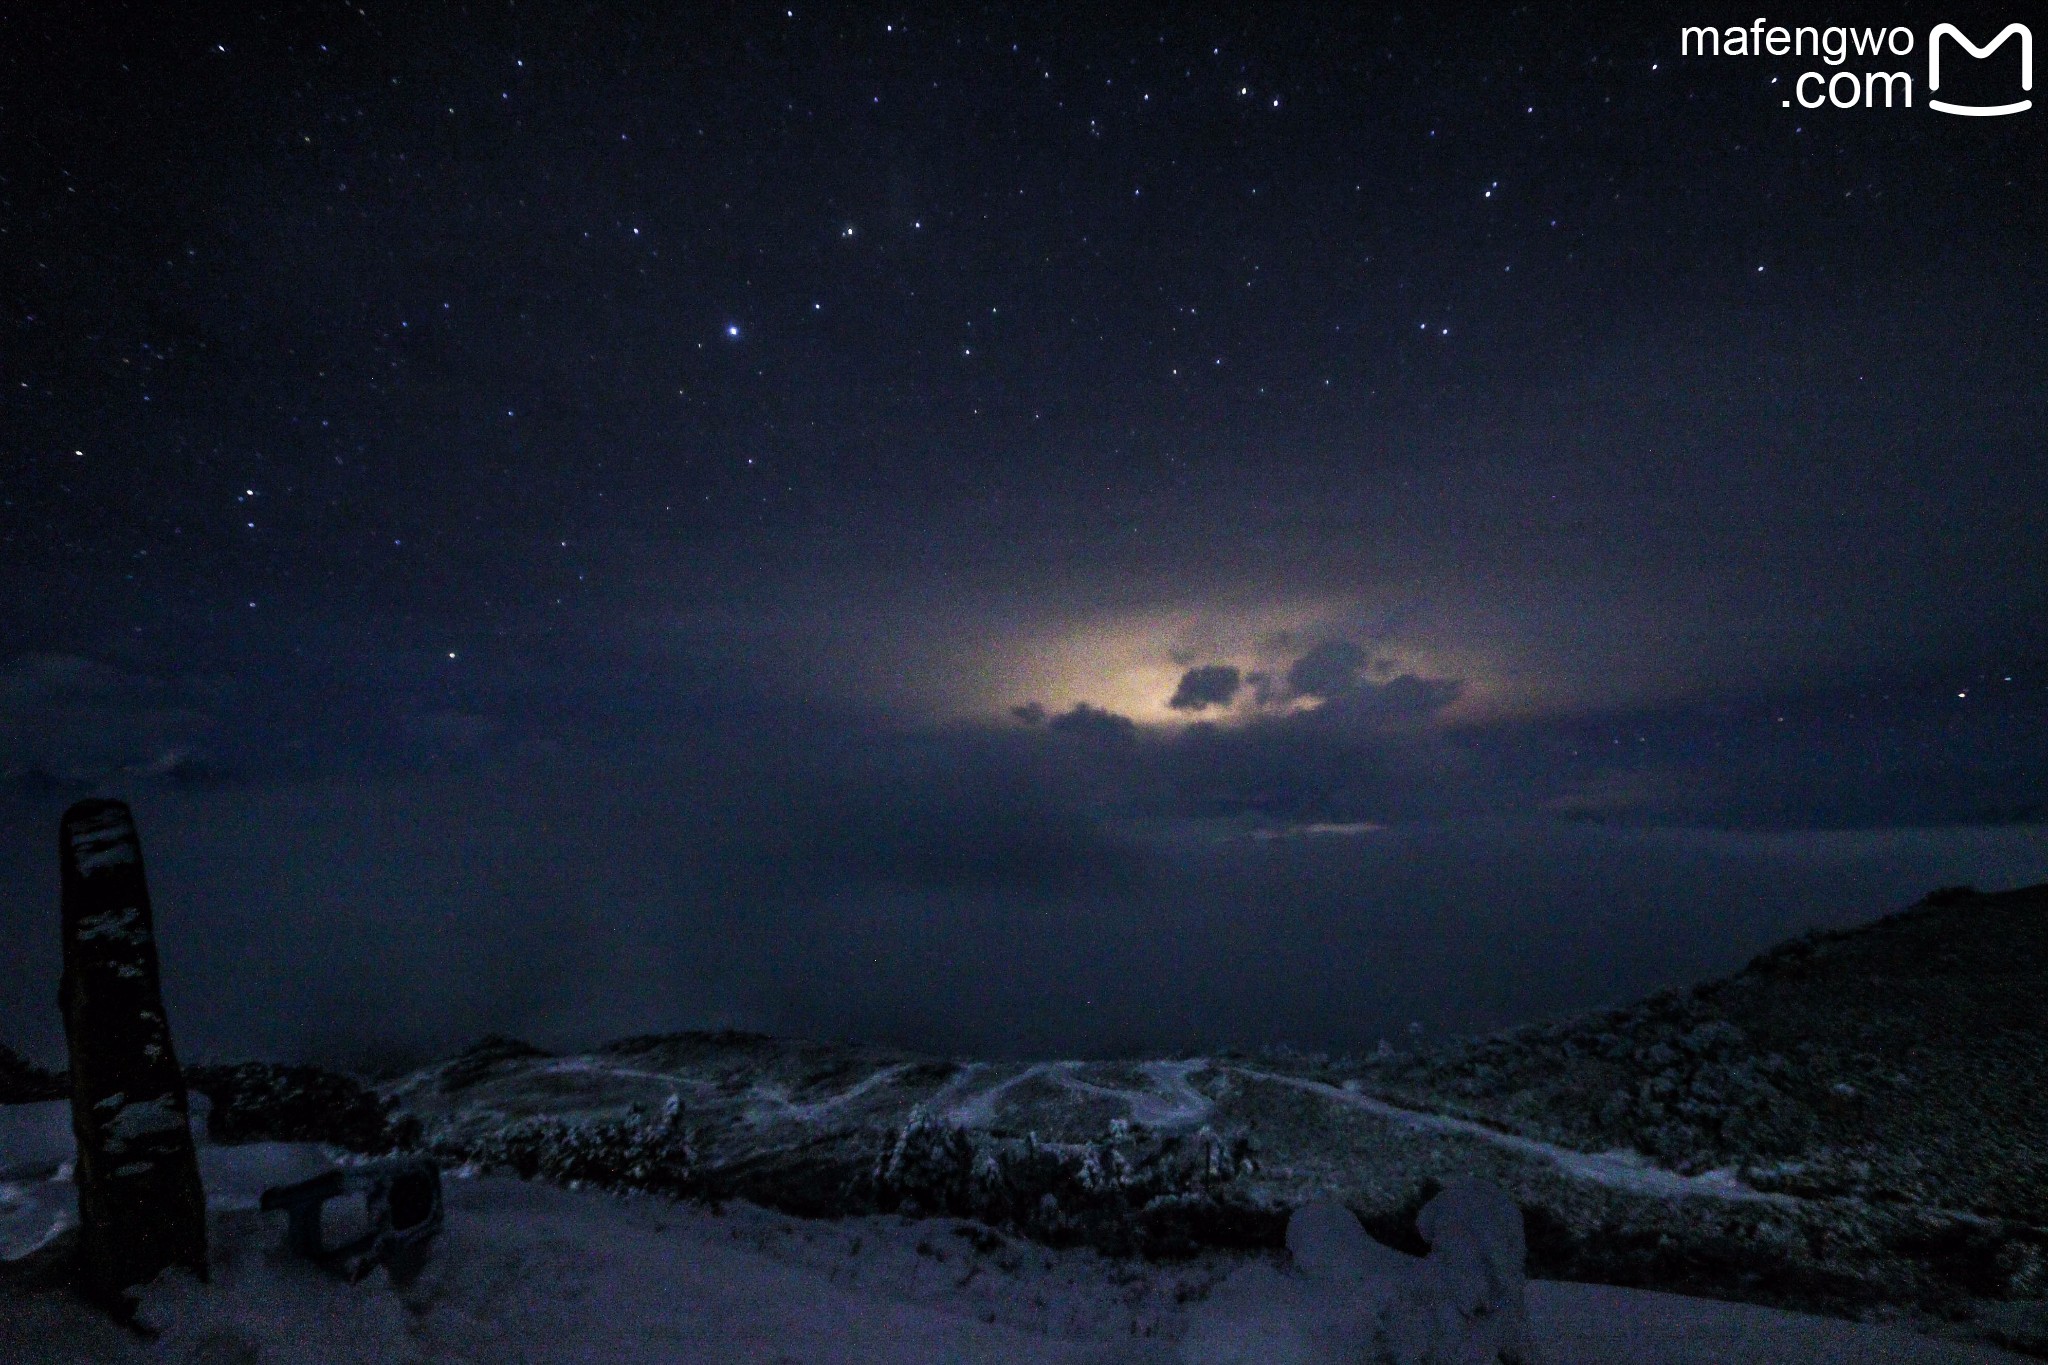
1352,882 -> 2048,1221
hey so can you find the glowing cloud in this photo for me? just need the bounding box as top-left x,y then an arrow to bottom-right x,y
948,598 -> 1522,729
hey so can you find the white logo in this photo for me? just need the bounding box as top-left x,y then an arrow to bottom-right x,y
1928,22 -> 2032,116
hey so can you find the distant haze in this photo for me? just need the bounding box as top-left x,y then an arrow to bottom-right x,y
2,752 -> 2042,1071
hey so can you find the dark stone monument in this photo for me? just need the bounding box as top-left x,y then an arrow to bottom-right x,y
58,799 -> 208,1310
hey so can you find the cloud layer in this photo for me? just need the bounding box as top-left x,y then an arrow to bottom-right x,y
2,642 -> 2042,1069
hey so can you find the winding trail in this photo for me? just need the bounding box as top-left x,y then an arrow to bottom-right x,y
1228,1067 -> 1790,1204
747,1063 -> 918,1125
710,1053 -> 1781,1205
941,1062 -> 1063,1128
935,1059 -> 1216,1133
1057,1060 -> 1215,1131
412,1049 -> 1796,1206
543,1058 -> 724,1091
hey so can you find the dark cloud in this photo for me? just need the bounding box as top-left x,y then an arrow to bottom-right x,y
1235,639 -> 1467,730
1313,673 -> 1466,725
1285,640 -> 1369,700
1167,664 -> 1242,712
0,652 -> 225,789
1046,703 -> 1139,744
1153,713 -> 1444,824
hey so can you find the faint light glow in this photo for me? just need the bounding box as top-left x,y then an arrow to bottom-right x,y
1249,822 -> 1384,841
946,601 -> 1512,728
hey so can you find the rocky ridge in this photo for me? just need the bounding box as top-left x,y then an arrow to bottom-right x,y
1349,883 -> 2048,1219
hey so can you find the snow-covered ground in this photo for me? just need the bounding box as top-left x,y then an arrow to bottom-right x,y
0,1108 -> 2026,1363
1236,1068 -> 1790,1204
403,1044 -> 1796,1207
936,1059 -> 1215,1131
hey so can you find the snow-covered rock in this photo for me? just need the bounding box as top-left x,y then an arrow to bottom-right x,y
1385,1181 -> 1536,1364
1286,1197 -> 1417,1281
1184,1181 -> 1535,1364
0,1101 -> 72,1178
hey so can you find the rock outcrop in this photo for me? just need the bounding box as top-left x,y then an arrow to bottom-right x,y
1184,1182 -> 1537,1363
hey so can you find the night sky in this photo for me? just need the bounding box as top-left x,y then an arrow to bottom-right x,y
3,3 -> 2045,1068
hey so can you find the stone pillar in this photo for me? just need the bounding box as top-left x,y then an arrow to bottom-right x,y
58,799 -> 207,1310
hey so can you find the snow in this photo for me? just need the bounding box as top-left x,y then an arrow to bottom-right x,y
1239,1067 -> 1795,1203
103,1094 -> 187,1148
1179,1273 -> 2027,1364
501,1049 -> 1780,1209
1,1143 -> 2030,1363
536,1058 -> 716,1091
0,1101 -> 72,1177
75,906 -> 150,944
1184,1186 -> 1537,1363
6,1169 -> 1137,1363
0,1178 -> 73,1263
1,1095 -> 2032,1362
389,1046 -> 1825,1220
1062,1060 -> 1214,1131
747,1061 -> 915,1124
1,1102 -> 77,1263
938,1059 -> 1214,1131
64,808 -> 138,875
2,1139 -> 343,1265
941,1060 -> 1053,1127
1288,1199 -> 1417,1279
1526,1282 -> 2022,1364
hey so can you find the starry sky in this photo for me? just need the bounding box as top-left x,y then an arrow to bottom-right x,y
3,3 -> 2045,1066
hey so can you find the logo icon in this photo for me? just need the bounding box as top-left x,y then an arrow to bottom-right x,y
1928,22 -> 2032,115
